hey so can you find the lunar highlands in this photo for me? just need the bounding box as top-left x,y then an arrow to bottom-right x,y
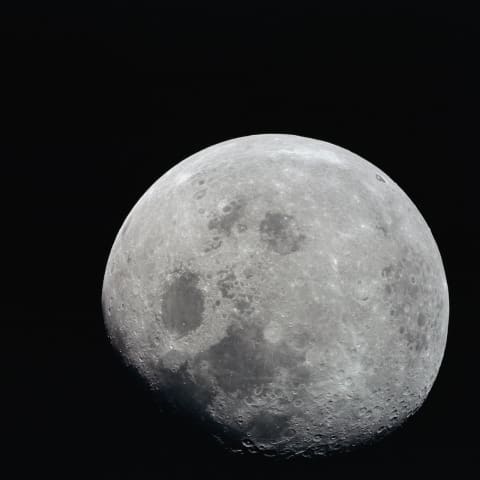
102,134 -> 449,458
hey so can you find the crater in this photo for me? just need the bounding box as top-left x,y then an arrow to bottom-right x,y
245,412 -> 290,444
234,295 -> 255,315
380,250 -> 437,354
161,270 -> 205,337
208,198 -> 246,236
382,265 -> 394,278
259,211 -> 306,255
204,236 -> 223,253
217,269 -> 237,299
375,223 -> 388,237
402,324 -> 429,353
216,269 -> 255,315
194,189 -> 207,200
416,333 -> 428,352
376,174 -> 386,183
382,258 -> 422,303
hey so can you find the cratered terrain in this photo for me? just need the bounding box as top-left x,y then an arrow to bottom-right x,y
102,134 -> 449,458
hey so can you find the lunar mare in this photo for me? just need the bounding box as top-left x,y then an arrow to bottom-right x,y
102,134 -> 449,458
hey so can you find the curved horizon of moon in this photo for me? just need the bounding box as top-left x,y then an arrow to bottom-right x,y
102,134 -> 449,458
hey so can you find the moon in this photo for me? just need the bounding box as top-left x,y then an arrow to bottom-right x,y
102,134 -> 449,458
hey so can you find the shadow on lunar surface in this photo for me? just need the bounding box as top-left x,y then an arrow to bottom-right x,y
194,320 -> 312,403
105,320 -> 446,476
147,359 -> 402,461
141,310 -> 318,456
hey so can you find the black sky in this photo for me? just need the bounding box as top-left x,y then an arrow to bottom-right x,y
3,1 -> 478,477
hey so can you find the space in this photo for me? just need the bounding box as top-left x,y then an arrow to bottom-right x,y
3,1 -> 478,477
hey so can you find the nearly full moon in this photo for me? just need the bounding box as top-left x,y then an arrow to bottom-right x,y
102,134 -> 449,458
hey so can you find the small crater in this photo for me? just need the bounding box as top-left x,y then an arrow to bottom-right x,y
263,450 -> 276,457
194,189 -> 207,200
237,223 -> 248,233
415,333 -> 428,352
204,237 -> 223,253
382,265 -> 394,278
259,211 -> 306,255
293,398 -> 303,408
217,270 -> 237,299
417,312 -> 426,327
244,268 -> 254,279
198,179 -> 205,186
376,174 -> 386,183
253,385 -> 263,396
375,224 -> 388,237
234,295 -> 254,315
198,208 -> 205,214
161,270 -> 205,337
405,331 -> 415,345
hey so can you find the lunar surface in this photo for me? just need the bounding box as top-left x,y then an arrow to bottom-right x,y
102,134 -> 449,458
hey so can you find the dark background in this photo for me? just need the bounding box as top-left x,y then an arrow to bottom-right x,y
3,1 -> 478,477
